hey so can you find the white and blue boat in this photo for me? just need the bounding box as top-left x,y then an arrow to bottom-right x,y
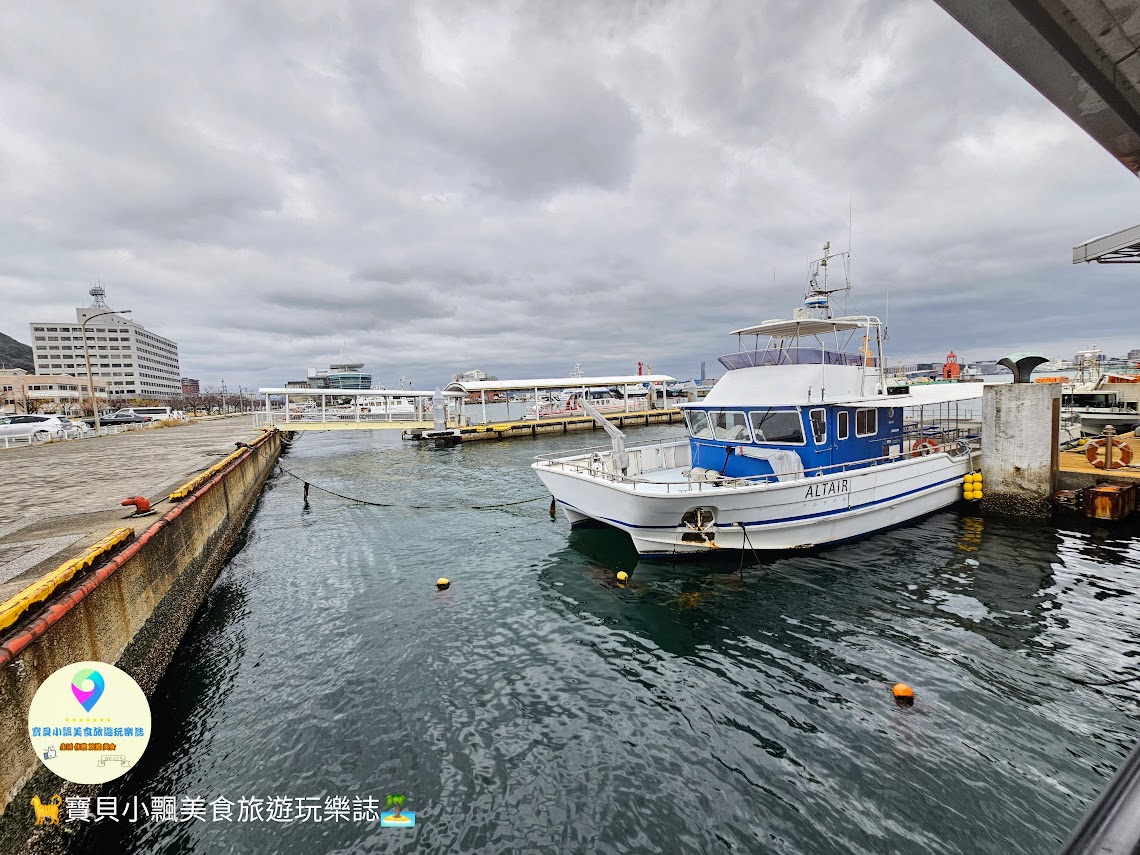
533,248 -> 983,555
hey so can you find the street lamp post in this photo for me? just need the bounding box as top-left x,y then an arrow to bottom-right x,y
221,381 -> 227,416
82,308 -> 131,433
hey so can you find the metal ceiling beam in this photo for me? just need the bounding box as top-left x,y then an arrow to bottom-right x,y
933,0 -> 1140,175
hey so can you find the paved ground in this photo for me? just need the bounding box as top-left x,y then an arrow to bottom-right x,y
0,416 -> 263,604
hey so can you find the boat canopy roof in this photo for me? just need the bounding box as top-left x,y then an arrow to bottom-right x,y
729,318 -> 867,338
686,381 -> 983,409
828,383 -> 984,408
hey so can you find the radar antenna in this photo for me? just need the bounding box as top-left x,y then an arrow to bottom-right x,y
88,284 -> 109,309
802,242 -> 851,319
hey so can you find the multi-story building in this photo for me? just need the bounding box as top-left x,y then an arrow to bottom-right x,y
0,368 -> 108,415
28,287 -> 181,399
181,378 -> 200,395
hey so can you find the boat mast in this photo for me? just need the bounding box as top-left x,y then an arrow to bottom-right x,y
803,242 -> 850,320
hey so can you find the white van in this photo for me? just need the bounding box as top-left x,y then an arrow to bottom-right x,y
121,406 -> 184,421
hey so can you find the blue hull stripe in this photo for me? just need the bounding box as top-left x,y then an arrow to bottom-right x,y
558,473 -> 963,531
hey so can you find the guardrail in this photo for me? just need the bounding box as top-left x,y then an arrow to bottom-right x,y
0,419 -> 196,449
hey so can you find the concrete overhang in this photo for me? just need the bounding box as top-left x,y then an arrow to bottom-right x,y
933,0 -> 1140,175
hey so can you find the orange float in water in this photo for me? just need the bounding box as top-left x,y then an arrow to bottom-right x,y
892,683 -> 915,707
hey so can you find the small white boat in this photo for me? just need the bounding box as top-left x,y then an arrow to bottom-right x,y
525,388 -> 648,420
532,244 -> 982,555
1062,390 -> 1139,435
358,396 -> 421,418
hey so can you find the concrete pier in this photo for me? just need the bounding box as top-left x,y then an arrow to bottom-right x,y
0,416 -> 283,849
981,383 -> 1061,516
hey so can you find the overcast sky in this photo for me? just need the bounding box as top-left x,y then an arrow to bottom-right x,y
2,0 -> 1138,389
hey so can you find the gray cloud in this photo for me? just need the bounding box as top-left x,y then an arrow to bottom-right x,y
2,0 -> 1139,393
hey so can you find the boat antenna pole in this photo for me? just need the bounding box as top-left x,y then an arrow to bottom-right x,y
848,197 -> 853,315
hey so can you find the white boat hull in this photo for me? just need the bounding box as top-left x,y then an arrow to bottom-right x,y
533,443 -> 976,555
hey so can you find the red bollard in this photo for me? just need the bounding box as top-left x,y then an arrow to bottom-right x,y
120,496 -> 151,515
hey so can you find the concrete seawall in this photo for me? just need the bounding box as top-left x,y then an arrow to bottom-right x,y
0,428 -> 282,849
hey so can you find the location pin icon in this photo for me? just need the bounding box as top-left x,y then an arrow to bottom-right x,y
71,669 -> 105,713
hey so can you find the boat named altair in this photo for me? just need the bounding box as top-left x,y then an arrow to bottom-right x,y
533,244 -> 984,555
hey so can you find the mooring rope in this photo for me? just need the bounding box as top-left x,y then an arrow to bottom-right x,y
240,441 -> 548,511
736,522 -> 763,570
1063,671 -> 1140,688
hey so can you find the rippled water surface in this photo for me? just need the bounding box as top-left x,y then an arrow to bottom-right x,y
77,426 -> 1140,854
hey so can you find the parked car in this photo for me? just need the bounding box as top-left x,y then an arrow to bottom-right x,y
82,410 -> 152,427
0,414 -> 71,442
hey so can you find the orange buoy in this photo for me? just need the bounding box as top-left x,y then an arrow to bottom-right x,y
1085,437 -> 1133,470
892,683 -> 915,707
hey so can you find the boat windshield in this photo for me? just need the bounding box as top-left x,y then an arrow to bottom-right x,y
684,410 -> 714,438
749,408 -> 804,444
719,347 -> 875,371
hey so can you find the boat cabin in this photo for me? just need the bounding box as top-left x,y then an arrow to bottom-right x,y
678,314 -> 976,481
683,403 -> 904,480
1062,391 -> 1138,412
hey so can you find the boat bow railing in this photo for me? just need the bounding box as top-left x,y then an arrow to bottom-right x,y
536,436 -> 980,492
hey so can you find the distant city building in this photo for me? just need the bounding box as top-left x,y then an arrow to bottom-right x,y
307,358 -> 371,390
1128,348 -> 1140,362
0,368 -> 108,414
454,369 -> 491,383
285,380 -> 312,390
181,378 -> 200,395
29,286 -> 181,399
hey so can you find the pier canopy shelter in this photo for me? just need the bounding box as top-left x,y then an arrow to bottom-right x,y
1073,221 -> 1140,263
445,374 -> 676,424
256,387 -> 466,426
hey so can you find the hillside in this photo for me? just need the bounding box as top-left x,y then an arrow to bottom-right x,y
0,331 -> 34,372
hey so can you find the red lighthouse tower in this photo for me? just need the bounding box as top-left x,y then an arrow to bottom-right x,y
941,350 -> 961,381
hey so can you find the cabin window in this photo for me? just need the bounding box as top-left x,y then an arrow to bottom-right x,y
809,408 -> 826,444
685,410 -> 714,438
856,408 -> 877,437
750,409 -> 804,444
712,410 -> 752,442
837,411 -> 849,440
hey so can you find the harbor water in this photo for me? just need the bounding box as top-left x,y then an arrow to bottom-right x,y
74,425 -> 1140,854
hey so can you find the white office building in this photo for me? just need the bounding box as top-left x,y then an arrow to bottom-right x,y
28,287 -> 182,399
